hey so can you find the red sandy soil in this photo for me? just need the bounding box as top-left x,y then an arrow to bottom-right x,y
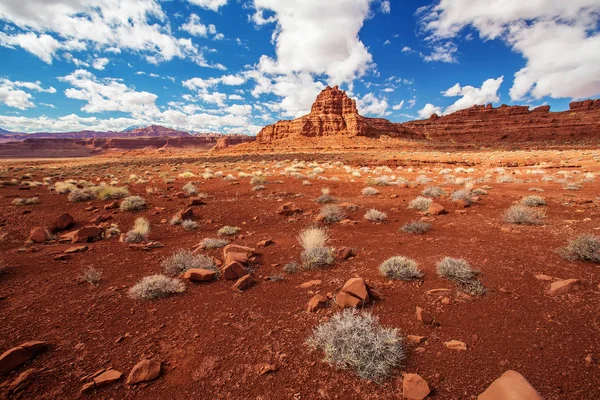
0,148 -> 599,399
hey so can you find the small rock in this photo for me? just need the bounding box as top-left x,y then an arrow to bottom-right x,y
427,203 -> 446,216
307,294 -> 328,312
104,200 -> 119,210
188,197 -> 206,206
49,213 -> 75,233
73,226 -> 103,243
28,227 -> 48,243
8,368 -> 39,393
93,369 -> 123,388
257,239 -> 274,247
585,353 -> 595,367
276,202 -> 303,216
176,207 -> 194,221
534,274 -> 553,281
54,254 -> 71,261
232,274 -> 254,291
402,373 -> 431,399
444,340 -> 467,351
299,280 -> 322,290
340,278 -> 370,302
416,307 -> 433,325
64,245 -> 88,254
478,370 -> 543,400
426,288 -> 451,296
221,261 -> 248,280
256,363 -> 278,375
336,246 -> 354,260
407,335 -> 427,344
0,341 -> 47,375
547,278 -> 581,296
334,291 -> 362,308
182,268 -> 216,282
126,359 -> 161,385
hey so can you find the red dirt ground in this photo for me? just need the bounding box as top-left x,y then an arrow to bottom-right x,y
0,148 -> 599,399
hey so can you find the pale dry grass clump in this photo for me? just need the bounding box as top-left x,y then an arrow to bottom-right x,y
80,267 -> 102,286
218,226 -> 240,236
120,196 -> 146,211
182,219 -> 199,231
560,234 -> 600,263
364,208 -> 387,222
182,182 -> 198,195
400,221 -> 431,234
97,186 -> 129,200
422,186 -> 445,198
408,196 -> 432,212
54,181 -> 77,194
320,205 -> 346,223
450,189 -> 473,205
307,309 -> 405,381
198,238 -> 229,249
12,197 -> 40,206
520,195 -> 546,207
250,175 -> 266,186
316,187 -> 336,204
503,204 -> 545,225
379,256 -> 422,280
68,188 -> 97,202
162,249 -> 217,276
129,274 -> 185,300
362,187 -> 379,196
298,227 -> 335,269
283,261 -> 300,274
436,257 -> 486,296
124,217 -> 150,243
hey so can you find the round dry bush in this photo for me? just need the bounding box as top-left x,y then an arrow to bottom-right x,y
503,204 -> 545,225
379,256 -> 423,280
436,257 -> 486,296
560,234 -> 600,263
162,249 -> 217,276
362,187 -> 379,196
217,226 -> 240,236
450,189 -> 473,205
307,309 -> 405,381
408,196 -> 432,212
364,208 -> 387,222
128,274 -> 185,300
120,196 -> 146,212
400,221 -> 431,234
68,188 -> 97,202
97,186 -> 129,200
182,219 -> 199,231
421,186 -> 445,198
301,247 -> 335,269
198,238 -> 229,250
182,182 -> 198,195
320,205 -> 346,223
520,195 -> 546,207
283,261 -> 300,274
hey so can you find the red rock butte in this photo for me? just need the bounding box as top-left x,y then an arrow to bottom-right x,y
257,86 -> 600,144
256,86 -> 412,143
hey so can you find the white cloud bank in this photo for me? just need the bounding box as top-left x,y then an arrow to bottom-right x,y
419,0 -> 600,100
0,77 -> 56,109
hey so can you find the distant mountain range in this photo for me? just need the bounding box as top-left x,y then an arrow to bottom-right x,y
0,125 -> 203,142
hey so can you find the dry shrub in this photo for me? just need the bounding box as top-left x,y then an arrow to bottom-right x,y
124,217 -> 150,243
97,186 -> 129,200
320,205 -> 346,223
307,309 -> 405,381
379,256 -> 422,280
520,195 -> 546,207
364,209 -> 387,222
560,234 -> 600,263
198,238 -> 229,249
80,267 -> 102,286
162,249 -> 217,276
120,196 -> 146,211
408,196 -> 432,211
436,257 -> 486,296
503,204 -> 545,225
362,187 -> 379,196
68,188 -> 97,202
129,274 -> 185,300
217,226 -> 240,236
400,221 -> 431,234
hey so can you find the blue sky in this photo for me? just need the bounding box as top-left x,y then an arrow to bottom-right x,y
0,0 -> 598,134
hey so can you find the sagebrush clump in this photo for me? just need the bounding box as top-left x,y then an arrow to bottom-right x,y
520,195 -> 546,207
422,186 -> 445,198
400,221 -> 431,234
503,204 -> 545,225
198,238 -> 229,250
162,249 -> 217,276
298,227 -> 335,269
408,196 -> 432,212
80,267 -> 102,286
320,205 -> 346,223
560,234 -> 600,263
307,309 -> 405,381
362,187 -> 379,196
436,257 -> 486,296
129,274 -> 185,300
364,208 -> 387,222
124,217 -> 150,243
218,226 -> 240,236
379,256 -> 423,280
120,196 -> 146,211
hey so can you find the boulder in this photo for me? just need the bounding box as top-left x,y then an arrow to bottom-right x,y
126,359 -> 161,385
182,268 -> 216,282
427,203 -> 446,216
402,373 -> 431,399
73,226 -> 102,243
478,370 -> 543,400
28,227 -> 48,243
341,278 -> 370,302
0,341 -> 47,375
221,261 -> 248,280
334,291 -> 362,308
49,213 -> 75,232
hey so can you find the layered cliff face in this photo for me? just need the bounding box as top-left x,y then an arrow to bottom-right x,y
403,100 -> 600,142
256,86 -> 413,143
